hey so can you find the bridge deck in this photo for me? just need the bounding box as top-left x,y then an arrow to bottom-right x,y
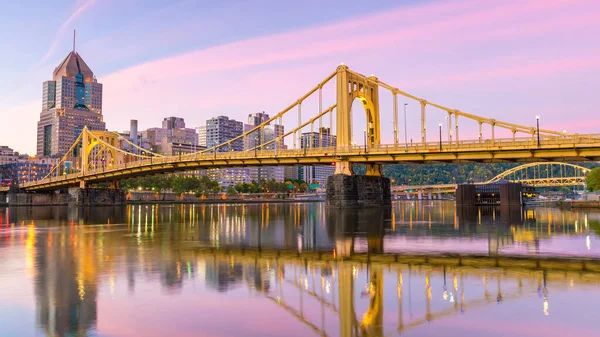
21,134 -> 600,191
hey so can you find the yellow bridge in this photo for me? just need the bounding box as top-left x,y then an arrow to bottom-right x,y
13,65 -> 600,192
392,162 -> 591,194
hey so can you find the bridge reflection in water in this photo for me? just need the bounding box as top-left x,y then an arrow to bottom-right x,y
1,202 -> 599,337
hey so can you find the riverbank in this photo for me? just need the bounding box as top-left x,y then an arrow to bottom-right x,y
126,198 -> 323,205
558,200 -> 600,208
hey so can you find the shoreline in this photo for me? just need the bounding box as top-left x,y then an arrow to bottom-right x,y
0,198 -> 325,207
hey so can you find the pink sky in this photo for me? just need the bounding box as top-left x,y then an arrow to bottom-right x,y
3,0 -> 600,153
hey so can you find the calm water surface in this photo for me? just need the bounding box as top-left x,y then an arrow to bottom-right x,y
0,201 -> 599,337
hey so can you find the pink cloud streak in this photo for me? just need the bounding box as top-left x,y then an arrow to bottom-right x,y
37,0 -> 98,66
98,0 -> 600,141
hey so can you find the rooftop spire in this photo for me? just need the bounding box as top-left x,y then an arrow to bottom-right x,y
73,30 -> 76,52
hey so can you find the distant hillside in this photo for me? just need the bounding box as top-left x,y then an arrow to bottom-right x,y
353,162 -> 598,186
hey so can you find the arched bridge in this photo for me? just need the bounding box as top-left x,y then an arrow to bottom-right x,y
16,65 -> 600,191
393,162 -> 591,194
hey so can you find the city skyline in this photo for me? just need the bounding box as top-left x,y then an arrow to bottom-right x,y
2,0 -> 600,154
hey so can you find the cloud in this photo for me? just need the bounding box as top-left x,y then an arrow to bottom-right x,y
0,101 -> 40,154
37,0 -> 98,66
6,0 -> 600,154
98,0 -> 600,140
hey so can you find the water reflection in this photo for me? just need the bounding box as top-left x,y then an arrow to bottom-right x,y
0,202 -> 599,337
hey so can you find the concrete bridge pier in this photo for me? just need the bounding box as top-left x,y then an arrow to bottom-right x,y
326,165 -> 391,208
418,190 -> 422,200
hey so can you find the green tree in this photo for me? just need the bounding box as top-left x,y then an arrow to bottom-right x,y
586,167 -> 600,191
226,185 -> 237,196
172,176 -> 188,194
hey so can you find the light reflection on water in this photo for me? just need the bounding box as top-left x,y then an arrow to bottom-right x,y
0,201 -> 599,337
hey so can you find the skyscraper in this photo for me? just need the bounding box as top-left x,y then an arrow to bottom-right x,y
36,41 -> 105,157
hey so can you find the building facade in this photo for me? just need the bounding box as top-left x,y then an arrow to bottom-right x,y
204,116 -> 247,186
196,126 -> 206,147
245,112 -> 284,182
299,127 -> 336,189
141,117 -> 197,155
37,49 -> 105,157
0,146 -> 19,165
0,157 -> 59,186
206,116 -> 244,152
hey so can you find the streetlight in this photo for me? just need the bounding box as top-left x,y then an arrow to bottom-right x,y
536,115 -> 540,148
404,103 -> 408,150
363,129 -> 367,153
438,123 -> 443,151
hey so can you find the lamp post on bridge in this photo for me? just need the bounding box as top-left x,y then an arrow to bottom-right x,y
438,123 -> 442,151
536,115 -> 540,148
404,103 -> 408,151
363,129 -> 367,153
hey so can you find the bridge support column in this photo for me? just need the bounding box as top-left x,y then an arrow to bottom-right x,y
334,161 -> 354,175
326,174 -> 391,208
79,180 -> 87,189
364,163 -> 383,177
418,190 -> 422,200
110,180 -> 119,189
428,191 -> 432,200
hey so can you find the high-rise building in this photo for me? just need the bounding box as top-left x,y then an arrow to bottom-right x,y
36,44 -> 105,157
206,116 -> 244,152
245,112 -> 284,182
205,116 -> 247,186
299,127 -> 336,189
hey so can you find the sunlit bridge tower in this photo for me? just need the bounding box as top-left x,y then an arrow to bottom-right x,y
36,31 -> 105,157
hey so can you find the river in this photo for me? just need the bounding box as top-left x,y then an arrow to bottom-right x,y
0,201 -> 599,337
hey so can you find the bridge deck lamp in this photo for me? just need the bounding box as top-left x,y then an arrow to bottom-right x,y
438,123 -> 443,151
363,129 -> 367,153
536,115 -> 540,147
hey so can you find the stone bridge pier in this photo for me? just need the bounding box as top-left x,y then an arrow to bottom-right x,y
326,163 -> 391,208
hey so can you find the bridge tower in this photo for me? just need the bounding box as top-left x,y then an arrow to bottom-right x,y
334,65 -> 382,176
80,128 -> 121,188
326,65 -> 391,207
